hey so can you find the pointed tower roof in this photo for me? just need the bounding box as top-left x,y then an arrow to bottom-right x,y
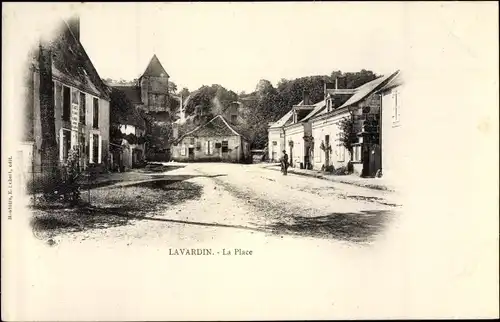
141,54 -> 169,78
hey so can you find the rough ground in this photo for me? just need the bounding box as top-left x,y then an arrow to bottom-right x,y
31,162 -> 402,246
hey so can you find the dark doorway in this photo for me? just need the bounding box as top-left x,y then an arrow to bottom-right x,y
188,148 -> 195,161
362,144 -> 381,178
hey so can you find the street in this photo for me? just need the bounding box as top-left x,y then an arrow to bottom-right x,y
33,162 -> 401,247
23,162 -> 409,320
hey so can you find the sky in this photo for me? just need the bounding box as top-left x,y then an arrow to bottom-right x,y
76,2 -> 408,93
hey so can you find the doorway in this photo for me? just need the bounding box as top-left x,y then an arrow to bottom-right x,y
188,147 -> 195,161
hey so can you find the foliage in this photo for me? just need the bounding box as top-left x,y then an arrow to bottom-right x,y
184,84 -> 238,125
168,81 -> 178,94
109,87 -> 146,128
320,140 -> 332,152
177,69 -> 379,150
145,120 -> 174,150
179,87 -> 190,99
41,148 -> 82,205
338,116 -> 357,160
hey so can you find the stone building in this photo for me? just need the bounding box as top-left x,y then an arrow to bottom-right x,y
171,103 -> 251,163
20,16 -> 111,186
111,54 -> 178,161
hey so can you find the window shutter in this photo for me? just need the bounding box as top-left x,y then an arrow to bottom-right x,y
211,142 -> 214,155
205,141 -> 209,155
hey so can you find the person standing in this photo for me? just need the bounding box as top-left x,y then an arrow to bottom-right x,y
280,150 -> 289,175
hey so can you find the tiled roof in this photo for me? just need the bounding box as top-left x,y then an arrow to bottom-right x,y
338,71 -> 399,109
269,110 -> 293,128
141,54 -> 169,78
177,115 -> 246,142
44,20 -> 110,100
300,99 -> 327,122
268,99 -> 306,128
376,70 -> 403,93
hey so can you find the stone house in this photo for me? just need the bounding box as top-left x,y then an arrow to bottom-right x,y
376,70 -> 404,180
21,16 -> 111,181
171,111 -> 251,163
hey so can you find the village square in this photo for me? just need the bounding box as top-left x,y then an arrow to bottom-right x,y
19,14 -> 404,247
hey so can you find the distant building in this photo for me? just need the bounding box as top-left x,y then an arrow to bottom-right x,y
171,105 -> 251,163
111,55 -> 176,161
268,91 -> 326,169
21,16 -> 111,182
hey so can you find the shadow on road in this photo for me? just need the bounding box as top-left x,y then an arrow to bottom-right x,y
30,179 -> 206,240
259,210 -> 392,243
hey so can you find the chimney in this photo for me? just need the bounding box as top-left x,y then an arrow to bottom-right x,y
67,15 -> 80,41
324,81 -> 335,100
303,90 -> 310,105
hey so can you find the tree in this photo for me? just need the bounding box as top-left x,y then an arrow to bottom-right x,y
338,116 -> 357,160
168,81 -> 178,94
179,87 -> 190,98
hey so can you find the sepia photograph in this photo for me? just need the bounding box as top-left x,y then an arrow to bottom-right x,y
2,2 -> 498,321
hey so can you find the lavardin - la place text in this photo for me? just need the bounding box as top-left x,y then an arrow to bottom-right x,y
168,248 -> 254,255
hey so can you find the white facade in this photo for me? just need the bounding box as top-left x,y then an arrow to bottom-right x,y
311,109 -> 350,170
120,124 -> 137,135
268,127 -> 284,162
380,82 -> 404,181
285,123 -> 306,167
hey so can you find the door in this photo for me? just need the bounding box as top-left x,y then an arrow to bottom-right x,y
325,135 -> 330,167
188,148 -> 195,161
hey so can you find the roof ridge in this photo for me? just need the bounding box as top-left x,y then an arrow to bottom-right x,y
62,18 -> 110,100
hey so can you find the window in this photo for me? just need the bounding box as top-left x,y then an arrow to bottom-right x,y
93,97 -> 99,129
272,141 -> 277,146
62,86 -> 71,121
92,134 -> 99,163
190,138 -> 195,145
221,140 -> 228,153
392,90 -> 400,124
231,114 -> 237,123
79,92 -> 86,124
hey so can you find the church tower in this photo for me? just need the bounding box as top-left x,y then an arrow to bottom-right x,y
139,54 -> 170,113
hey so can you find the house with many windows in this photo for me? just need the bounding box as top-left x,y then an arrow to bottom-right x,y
21,16 -> 110,177
310,71 -> 399,176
